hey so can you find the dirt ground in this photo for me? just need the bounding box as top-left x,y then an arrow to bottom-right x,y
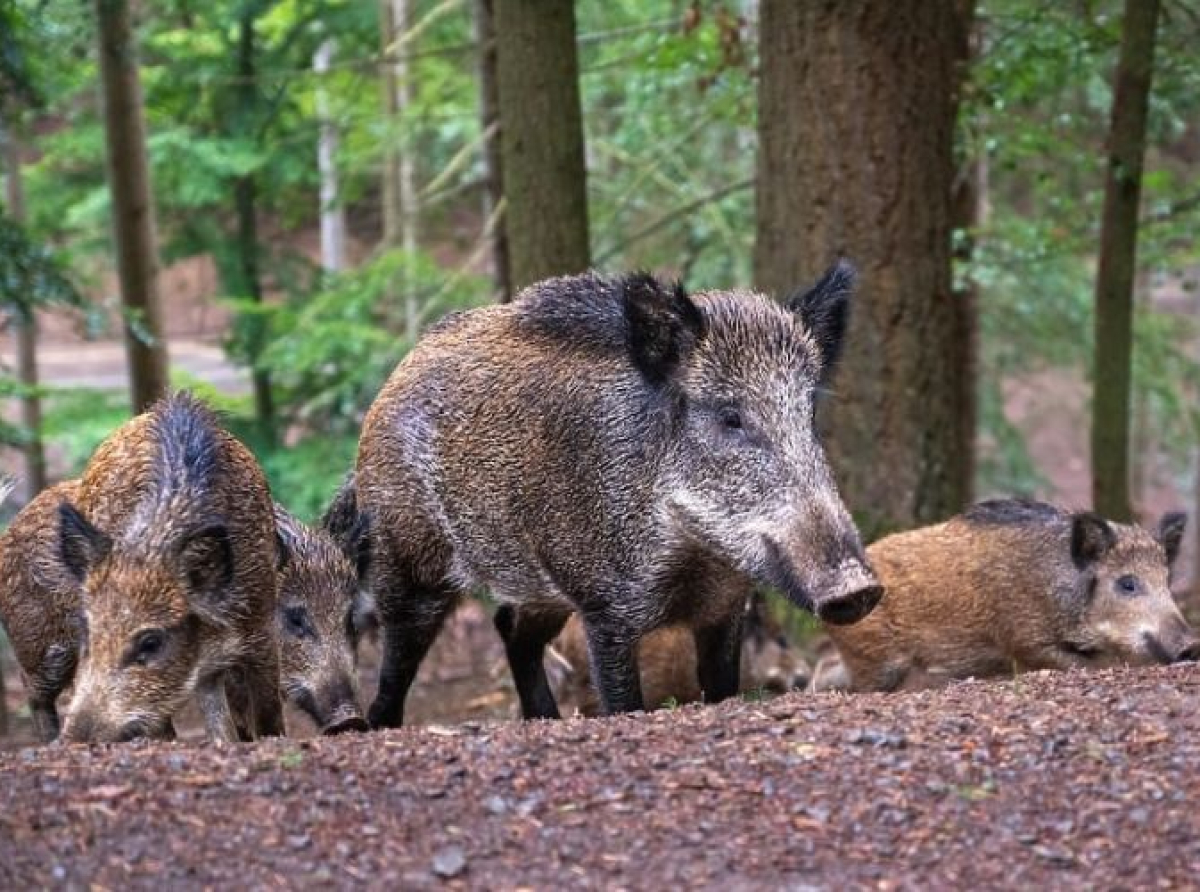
2,661 -> 1199,889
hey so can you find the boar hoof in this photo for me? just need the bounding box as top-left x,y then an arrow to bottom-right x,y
322,715 -> 369,736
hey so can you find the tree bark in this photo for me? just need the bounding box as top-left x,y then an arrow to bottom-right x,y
754,0 -> 974,537
1091,0 -> 1161,521
475,0 -> 512,302
314,38 -> 346,273
495,0 -> 589,291
234,6 -> 275,445
2,126 -> 46,498
95,0 -> 169,415
951,150 -> 987,505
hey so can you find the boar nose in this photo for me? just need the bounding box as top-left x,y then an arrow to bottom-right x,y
813,563 -> 883,626
1173,638 -> 1200,663
322,707 -> 369,736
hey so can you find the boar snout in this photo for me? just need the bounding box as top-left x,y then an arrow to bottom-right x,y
292,677 -> 365,734
813,564 -> 883,626
761,539 -> 882,625
321,703 -> 369,736
1141,625 -> 1200,665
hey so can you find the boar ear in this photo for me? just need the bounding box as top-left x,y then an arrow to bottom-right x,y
622,273 -> 705,385
178,524 -> 234,606
341,512 -> 372,582
1156,512 -> 1187,567
1070,512 -> 1117,568
59,502 -> 112,582
787,259 -> 855,381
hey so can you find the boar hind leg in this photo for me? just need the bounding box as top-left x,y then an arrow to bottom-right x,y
493,604 -> 569,720
694,614 -> 745,704
369,582 -> 457,729
582,617 -> 645,715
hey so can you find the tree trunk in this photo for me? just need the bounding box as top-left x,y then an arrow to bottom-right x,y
234,7 -> 275,445
494,0 -> 589,291
95,0 -> 169,415
951,150 -> 987,505
1091,0 -> 1161,521
475,0 -> 512,302
379,0 -> 421,334
2,126 -> 47,499
314,38 -> 346,273
754,0 -> 974,537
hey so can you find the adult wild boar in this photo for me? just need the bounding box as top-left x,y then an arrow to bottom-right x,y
355,262 -> 880,724
52,393 -> 284,743
816,499 -> 1200,692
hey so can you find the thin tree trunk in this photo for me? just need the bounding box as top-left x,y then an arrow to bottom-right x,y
951,150 -> 987,505
475,0 -> 511,302
235,8 -> 275,445
495,0 -> 590,291
754,0 -> 974,538
2,126 -> 46,498
1091,0 -> 1161,521
315,38 -> 346,273
95,0 -> 169,415
379,0 -> 421,334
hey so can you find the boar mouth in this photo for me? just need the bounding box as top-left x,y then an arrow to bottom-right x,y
1058,640 -> 1101,661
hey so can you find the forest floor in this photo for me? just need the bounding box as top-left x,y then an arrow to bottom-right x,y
1,602 -> 1198,889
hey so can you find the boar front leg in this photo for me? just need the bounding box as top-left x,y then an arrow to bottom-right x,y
493,604 -> 569,720
694,612 -> 744,703
196,674 -> 239,742
241,651 -> 286,738
368,580 -> 457,729
581,616 -> 645,714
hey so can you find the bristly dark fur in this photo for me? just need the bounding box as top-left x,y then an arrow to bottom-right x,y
621,272 -> 705,384
147,391 -> 225,497
320,474 -> 371,580
963,498 -> 1065,526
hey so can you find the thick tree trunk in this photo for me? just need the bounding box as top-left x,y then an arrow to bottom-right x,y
2,127 -> 46,499
475,0 -> 512,302
495,0 -> 589,291
95,0 -> 169,415
235,8 -> 275,445
379,0 -> 421,333
1091,0 -> 1161,521
315,38 -> 346,273
754,0 -> 974,537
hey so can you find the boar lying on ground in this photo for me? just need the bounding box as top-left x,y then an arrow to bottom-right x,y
547,593 -> 812,716
0,393 -> 284,743
352,262 -> 880,724
813,499 -> 1200,692
0,482 -> 369,741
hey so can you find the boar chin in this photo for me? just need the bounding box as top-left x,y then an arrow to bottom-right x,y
759,539 -> 882,625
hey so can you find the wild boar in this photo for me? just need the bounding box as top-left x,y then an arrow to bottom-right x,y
547,593 -> 813,716
272,504 -> 369,735
817,499 -> 1200,692
0,482 -> 370,741
354,262 -> 880,724
53,392 -> 284,743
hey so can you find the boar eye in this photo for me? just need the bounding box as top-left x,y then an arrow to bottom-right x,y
127,628 -> 167,666
718,406 -> 743,431
284,605 -> 316,639
1115,575 -> 1140,596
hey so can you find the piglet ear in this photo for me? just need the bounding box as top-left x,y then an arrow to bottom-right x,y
1070,512 -> 1116,568
178,524 -> 234,607
59,501 -> 112,582
622,272 -> 705,385
342,512 -> 372,582
786,259 -> 855,382
1156,512 -> 1187,567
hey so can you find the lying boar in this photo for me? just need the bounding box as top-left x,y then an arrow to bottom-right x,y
547,594 -> 812,716
355,262 -> 880,724
52,393 -> 283,743
0,482 -> 369,741
817,499 -> 1200,692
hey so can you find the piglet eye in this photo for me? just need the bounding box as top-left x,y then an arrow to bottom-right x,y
130,628 -> 167,665
718,406 -> 743,431
1115,575 -> 1139,595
